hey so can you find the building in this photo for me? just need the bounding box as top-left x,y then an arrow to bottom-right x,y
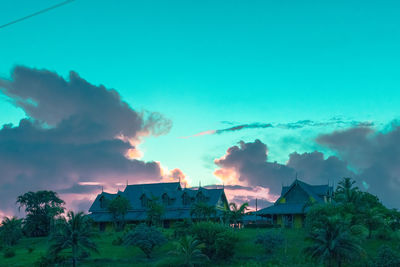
88,182 -> 229,230
257,179 -> 334,228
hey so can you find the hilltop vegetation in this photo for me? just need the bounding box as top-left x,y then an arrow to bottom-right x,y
0,178 -> 400,266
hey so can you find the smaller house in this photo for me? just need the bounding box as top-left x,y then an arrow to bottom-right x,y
257,179 -> 333,228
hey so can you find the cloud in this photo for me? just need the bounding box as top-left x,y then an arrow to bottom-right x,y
180,123 -> 272,138
214,139 -> 353,197
317,122 -> 400,208
0,66 -> 173,215
182,118 -> 374,138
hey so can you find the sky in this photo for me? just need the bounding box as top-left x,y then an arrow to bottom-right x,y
1,0 -> 400,216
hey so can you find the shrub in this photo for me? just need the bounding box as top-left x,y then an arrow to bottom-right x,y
173,219 -> 193,238
112,235 -> 123,246
255,230 -> 285,255
374,245 -> 400,267
350,224 -> 369,239
26,245 -> 35,253
3,247 -> 16,258
124,223 -> 166,258
191,221 -> 228,259
375,227 -> 393,240
215,230 -> 239,260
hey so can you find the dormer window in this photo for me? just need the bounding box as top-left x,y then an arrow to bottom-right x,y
140,194 -> 148,208
162,193 -> 170,206
99,196 -> 106,208
182,192 -> 190,206
196,191 -> 207,203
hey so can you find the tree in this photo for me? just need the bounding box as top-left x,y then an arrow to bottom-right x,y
361,207 -> 384,238
107,196 -> 130,231
146,197 -> 165,226
17,190 -> 65,237
190,202 -> 216,221
49,211 -> 98,267
226,202 -> 248,228
0,217 -> 23,246
335,177 -> 359,204
304,216 -> 363,267
124,223 -> 166,258
170,235 -> 209,267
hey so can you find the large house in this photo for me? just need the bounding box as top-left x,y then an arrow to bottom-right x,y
89,182 -> 229,229
257,179 -> 334,228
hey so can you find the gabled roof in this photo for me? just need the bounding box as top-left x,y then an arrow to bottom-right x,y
257,179 -> 333,216
88,182 -> 228,221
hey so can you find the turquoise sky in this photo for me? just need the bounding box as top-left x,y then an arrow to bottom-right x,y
1,0 -> 400,186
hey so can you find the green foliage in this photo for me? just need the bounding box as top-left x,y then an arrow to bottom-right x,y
49,211 -> 98,267
173,219 -> 193,238
215,229 -> 239,260
107,195 -> 131,231
147,197 -> 165,226
17,190 -> 65,237
124,223 -> 166,258
0,216 -> 23,246
111,235 -> 124,246
255,230 -> 285,255
304,203 -> 340,232
224,202 -> 249,227
3,247 -> 16,258
191,221 -> 238,260
374,226 -> 393,240
335,177 -> 359,204
374,245 -> 400,267
304,216 -> 363,267
169,235 -> 209,266
350,224 -> 369,240
190,202 -> 216,221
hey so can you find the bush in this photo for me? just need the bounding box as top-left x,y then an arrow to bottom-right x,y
374,245 -> 400,267
255,230 -> 285,255
26,245 -> 35,253
375,227 -> 393,240
215,230 -> 239,260
191,221 -> 228,259
3,247 -> 16,258
350,224 -> 369,239
173,219 -> 193,238
112,235 -> 123,246
124,223 -> 166,258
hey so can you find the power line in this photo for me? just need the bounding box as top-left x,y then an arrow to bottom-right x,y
0,0 -> 75,30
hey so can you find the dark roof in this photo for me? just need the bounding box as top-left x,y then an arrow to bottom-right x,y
257,203 -> 306,215
88,182 -> 228,222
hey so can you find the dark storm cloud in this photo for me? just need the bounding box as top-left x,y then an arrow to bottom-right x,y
0,66 -> 172,215
317,122 -> 400,208
58,183 -> 103,194
214,139 -> 353,196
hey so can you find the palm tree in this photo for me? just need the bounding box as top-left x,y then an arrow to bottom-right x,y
0,217 -> 23,246
304,216 -> 363,267
49,211 -> 98,267
170,235 -> 209,266
226,202 -> 248,228
190,202 -> 216,221
335,177 -> 359,204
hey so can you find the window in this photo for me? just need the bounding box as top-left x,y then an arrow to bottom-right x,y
99,196 -> 105,208
162,193 -> 170,206
196,191 -> 207,203
141,194 -> 148,208
182,193 -> 190,206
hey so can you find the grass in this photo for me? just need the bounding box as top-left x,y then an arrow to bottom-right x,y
0,227 -> 398,266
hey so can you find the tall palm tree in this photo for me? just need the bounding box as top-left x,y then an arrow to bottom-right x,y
304,216 -> 363,267
335,177 -> 359,204
227,202 -> 248,228
170,235 -> 209,267
49,211 -> 98,267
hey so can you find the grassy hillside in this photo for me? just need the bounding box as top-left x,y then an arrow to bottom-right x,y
1,227 -> 399,267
